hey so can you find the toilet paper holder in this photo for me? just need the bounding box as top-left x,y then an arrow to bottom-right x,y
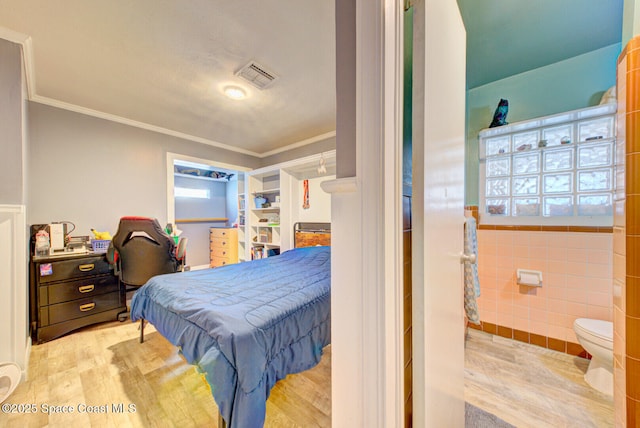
517,269 -> 542,287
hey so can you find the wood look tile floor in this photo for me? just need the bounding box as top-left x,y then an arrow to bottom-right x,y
3,321 -> 616,428
2,320 -> 330,428
465,328 -> 614,428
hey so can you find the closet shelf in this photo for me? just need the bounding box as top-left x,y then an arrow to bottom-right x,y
175,218 -> 228,224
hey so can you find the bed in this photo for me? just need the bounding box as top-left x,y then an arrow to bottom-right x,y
129,242 -> 330,428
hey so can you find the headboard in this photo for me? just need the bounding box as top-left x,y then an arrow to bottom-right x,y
293,222 -> 331,248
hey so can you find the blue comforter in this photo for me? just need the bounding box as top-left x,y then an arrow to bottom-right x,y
130,246 -> 331,428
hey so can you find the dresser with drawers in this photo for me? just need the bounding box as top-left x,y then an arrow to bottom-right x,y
209,227 -> 238,268
30,252 -> 126,343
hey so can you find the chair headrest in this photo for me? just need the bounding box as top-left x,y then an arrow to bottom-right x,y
111,217 -> 174,250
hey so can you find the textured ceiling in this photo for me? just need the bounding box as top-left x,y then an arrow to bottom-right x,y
0,0 -> 336,156
458,0 -> 624,89
0,1 -> 625,155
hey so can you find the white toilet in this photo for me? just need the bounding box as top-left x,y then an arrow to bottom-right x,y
0,362 -> 21,403
573,318 -> 613,396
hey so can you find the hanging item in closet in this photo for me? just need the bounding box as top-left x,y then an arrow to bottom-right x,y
303,179 -> 310,209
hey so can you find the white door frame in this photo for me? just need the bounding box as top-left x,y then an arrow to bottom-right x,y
326,0 -> 405,426
329,0 -> 466,426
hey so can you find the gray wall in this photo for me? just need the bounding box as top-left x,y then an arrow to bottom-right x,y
0,39 -> 24,204
260,135 -> 336,166
335,0 -> 356,178
27,102 -> 260,237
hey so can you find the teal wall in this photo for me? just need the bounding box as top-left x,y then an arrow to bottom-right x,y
623,0 -> 640,46
465,43 -> 621,205
403,6 -> 413,195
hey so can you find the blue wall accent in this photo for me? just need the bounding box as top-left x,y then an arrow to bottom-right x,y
465,43 -> 621,205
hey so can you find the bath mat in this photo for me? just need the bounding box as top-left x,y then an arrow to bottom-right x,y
465,402 -> 515,428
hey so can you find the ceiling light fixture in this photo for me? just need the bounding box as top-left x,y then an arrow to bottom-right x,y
224,86 -> 247,100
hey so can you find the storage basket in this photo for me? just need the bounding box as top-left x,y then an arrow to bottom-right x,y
91,239 -> 111,253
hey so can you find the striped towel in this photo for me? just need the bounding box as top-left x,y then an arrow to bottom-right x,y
464,216 -> 481,324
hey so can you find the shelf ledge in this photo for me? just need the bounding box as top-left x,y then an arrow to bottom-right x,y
175,218 -> 228,224
320,177 -> 358,194
252,242 -> 281,247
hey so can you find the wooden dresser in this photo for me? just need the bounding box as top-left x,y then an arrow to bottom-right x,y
209,227 -> 238,268
30,252 -> 126,343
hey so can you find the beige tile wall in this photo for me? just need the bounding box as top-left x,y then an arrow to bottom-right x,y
475,229 -> 613,351
468,34 -> 640,425
614,43 -> 627,428
616,35 -> 640,427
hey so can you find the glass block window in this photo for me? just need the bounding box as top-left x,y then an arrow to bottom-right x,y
479,107 -> 615,226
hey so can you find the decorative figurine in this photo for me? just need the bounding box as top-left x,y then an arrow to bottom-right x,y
489,98 -> 509,128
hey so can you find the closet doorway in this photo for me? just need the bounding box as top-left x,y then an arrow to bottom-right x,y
166,152 -> 250,269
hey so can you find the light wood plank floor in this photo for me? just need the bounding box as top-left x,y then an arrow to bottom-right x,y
4,321 -> 616,428
2,320 -> 331,428
465,328 -> 614,428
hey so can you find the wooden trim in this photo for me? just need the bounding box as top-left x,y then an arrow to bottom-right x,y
464,205 -> 613,233
468,321 -> 589,358
477,224 -> 613,233
175,217 -> 228,224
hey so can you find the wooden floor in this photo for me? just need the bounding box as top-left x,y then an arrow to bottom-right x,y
465,328 -> 614,428
2,320 -> 331,428
4,321 -> 616,428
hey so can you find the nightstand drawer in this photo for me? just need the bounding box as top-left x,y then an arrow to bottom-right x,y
210,237 -> 236,250
210,228 -> 234,239
37,256 -> 112,284
39,275 -> 119,306
41,292 -> 122,326
210,256 -> 233,268
210,247 -> 235,259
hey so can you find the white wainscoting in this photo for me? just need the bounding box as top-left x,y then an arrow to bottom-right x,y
0,205 -> 29,380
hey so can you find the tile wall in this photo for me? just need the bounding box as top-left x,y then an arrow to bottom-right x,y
615,35 -> 640,427
468,34 -> 640,425
472,228 -> 613,354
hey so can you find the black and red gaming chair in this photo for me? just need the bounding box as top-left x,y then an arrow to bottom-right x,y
107,216 -> 187,339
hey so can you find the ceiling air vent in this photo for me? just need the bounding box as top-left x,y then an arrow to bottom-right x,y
235,61 -> 278,90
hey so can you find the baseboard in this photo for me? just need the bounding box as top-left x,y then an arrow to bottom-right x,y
468,321 -> 589,359
22,336 -> 32,382
189,264 -> 210,271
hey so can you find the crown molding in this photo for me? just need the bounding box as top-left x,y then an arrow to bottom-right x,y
0,27 -> 335,159
258,130 -> 337,158
30,93 -> 263,157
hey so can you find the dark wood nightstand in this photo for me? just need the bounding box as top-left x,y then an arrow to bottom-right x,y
30,252 -> 126,343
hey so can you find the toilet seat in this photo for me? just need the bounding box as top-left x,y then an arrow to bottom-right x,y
574,318 -> 613,350
0,362 -> 21,404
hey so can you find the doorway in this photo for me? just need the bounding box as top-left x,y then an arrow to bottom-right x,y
166,152 -> 250,269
